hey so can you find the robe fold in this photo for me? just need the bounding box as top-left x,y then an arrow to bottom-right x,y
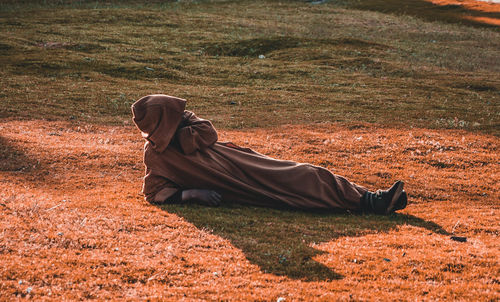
132,94 -> 368,210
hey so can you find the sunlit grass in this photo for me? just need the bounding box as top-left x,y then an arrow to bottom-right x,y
0,1 -> 499,300
0,120 -> 498,299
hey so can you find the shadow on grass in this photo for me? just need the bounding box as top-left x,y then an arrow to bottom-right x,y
0,136 -> 36,172
343,0 -> 500,28
159,202 -> 448,282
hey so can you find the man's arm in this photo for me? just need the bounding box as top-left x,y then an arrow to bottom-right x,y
175,111 -> 218,154
181,189 -> 222,206
154,188 -> 221,207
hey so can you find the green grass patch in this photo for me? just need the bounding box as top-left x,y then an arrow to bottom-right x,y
0,0 -> 498,134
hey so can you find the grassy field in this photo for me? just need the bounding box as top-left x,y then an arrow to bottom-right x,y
1,0 -> 499,132
1,0 -> 499,300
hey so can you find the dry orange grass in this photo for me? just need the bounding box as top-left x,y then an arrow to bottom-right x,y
345,0 -> 500,27
428,0 -> 500,13
1,0 -> 499,300
427,0 -> 500,25
1,120 -> 498,300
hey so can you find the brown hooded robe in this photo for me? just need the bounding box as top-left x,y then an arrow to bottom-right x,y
132,94 -> 368,210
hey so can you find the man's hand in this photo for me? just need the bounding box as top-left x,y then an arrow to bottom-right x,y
182,189 -> 222,207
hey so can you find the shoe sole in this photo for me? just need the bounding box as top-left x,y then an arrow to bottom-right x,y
394,191 -> 408,211
385,181 -> 404,214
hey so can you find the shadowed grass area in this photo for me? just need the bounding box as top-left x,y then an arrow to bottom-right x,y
162,202 -> 449,281
0,136 -> 36,172
0,0 -> 498,134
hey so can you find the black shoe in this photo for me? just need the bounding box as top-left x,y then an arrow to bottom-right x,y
363,181 -> 406,215
391,190 -> 407,213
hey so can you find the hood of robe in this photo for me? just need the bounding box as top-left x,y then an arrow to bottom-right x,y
131,94 -> 186,153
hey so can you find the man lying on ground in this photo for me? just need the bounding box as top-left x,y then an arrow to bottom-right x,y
131,94 -> 407,215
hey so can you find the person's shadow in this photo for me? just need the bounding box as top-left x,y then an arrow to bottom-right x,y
158,202 -> 448,282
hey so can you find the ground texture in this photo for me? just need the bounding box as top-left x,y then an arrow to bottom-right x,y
1,120 -> 498,300
0,0 -> 499,300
